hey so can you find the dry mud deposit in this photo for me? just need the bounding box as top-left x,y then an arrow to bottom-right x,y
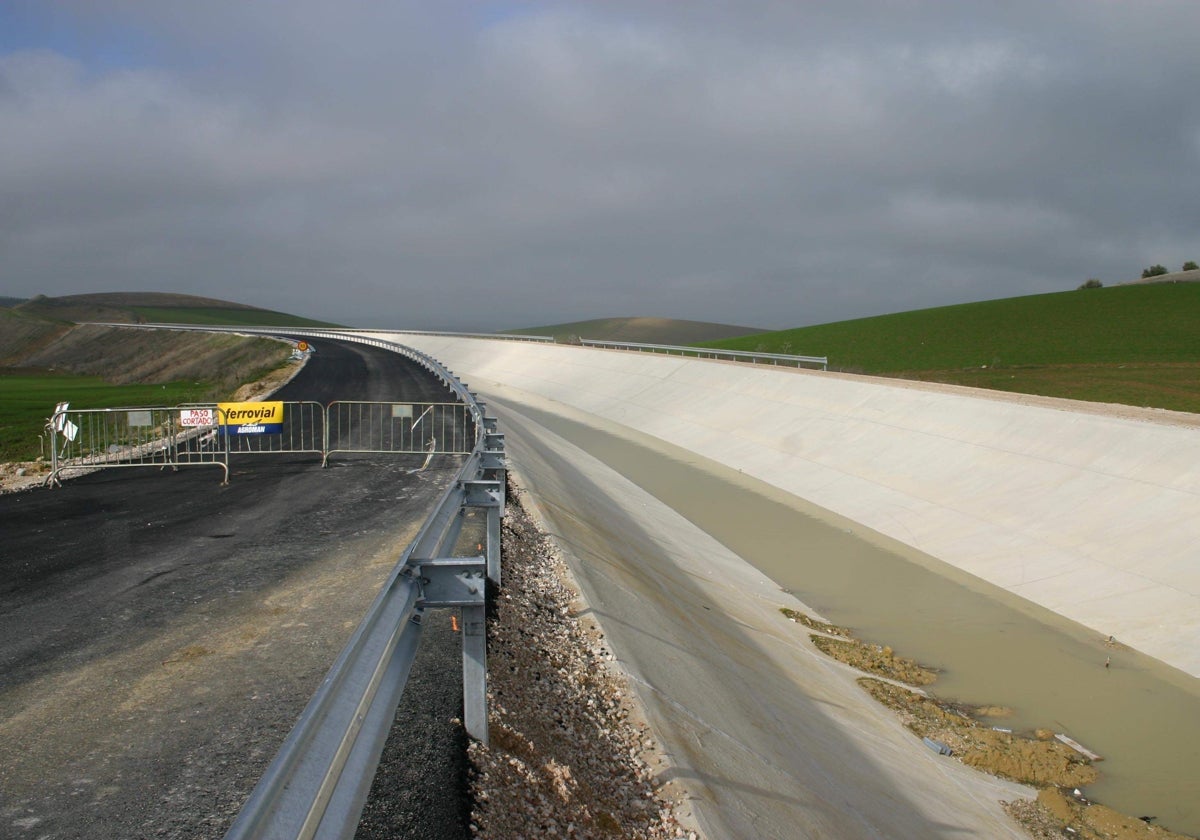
788,610 -> 1192,840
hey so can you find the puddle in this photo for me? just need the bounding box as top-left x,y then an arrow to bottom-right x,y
498,396 -> 1200,836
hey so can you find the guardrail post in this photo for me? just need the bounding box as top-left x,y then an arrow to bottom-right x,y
414,558 -> 489,746
462,479 -> 503,586
461,603 -> 487,745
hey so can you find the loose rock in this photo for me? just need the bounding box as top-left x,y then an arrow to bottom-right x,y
468,482 -> 691,838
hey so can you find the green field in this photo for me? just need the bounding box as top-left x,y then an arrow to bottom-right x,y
0,371 -> 214,462
128,306 -> 338,327
702,283 -> 1200,413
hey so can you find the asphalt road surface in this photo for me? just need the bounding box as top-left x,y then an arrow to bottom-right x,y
0,339 -> 471,840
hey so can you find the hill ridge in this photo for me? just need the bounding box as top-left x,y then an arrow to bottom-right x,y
509,316 -> 765,344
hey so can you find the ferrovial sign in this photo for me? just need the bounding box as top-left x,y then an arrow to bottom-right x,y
218,401 -> 284,435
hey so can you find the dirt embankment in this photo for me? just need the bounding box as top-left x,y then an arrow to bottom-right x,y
786,608 -> 1194,840
16,323 -> 292,393
0,309 -> 71,362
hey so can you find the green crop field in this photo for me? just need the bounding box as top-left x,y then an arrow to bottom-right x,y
128,306 -> 337,327
0,371 -> 213,462
702,283 -> 1200,413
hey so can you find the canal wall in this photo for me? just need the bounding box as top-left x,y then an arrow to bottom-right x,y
372,333 -> 1200,678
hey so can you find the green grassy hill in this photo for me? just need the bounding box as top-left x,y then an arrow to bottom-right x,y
509,316 -> 765,344
702,284 -> 1200,413
10,292 -> 338,328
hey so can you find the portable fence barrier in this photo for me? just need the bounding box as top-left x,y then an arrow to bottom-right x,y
212,400 -> 326,459
46,404 -> 230,487
324,400 -> 473,466
45,400 -> 474,485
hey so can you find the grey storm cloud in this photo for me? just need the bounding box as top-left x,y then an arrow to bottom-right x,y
1,1 -> 1198,331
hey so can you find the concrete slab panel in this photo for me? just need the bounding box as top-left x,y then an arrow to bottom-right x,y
373,333 -> 1200,676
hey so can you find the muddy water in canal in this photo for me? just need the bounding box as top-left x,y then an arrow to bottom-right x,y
499,397 -> 1200,836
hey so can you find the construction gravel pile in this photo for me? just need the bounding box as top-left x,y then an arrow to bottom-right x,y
468,484 -> 697,839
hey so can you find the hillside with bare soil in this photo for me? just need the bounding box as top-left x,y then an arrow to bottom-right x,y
17,324 -> 292,391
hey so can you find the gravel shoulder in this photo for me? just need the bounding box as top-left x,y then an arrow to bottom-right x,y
466,480 -> 695,839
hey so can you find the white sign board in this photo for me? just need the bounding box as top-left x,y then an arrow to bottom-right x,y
180,408 -> 216,427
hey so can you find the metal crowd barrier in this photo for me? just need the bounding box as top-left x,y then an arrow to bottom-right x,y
324,400 -> 471,466
45,400 -> 474,484
46,405 -> 230,486
218,400 -> 325,458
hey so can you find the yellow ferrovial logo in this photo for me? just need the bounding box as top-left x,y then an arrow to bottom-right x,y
218,401 -> 284,433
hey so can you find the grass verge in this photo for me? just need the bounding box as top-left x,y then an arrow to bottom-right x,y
0,370 -> 213,462
703,283 -> 1200,413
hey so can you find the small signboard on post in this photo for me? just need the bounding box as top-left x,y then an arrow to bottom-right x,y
180,408 -> 216,427
52,401 -> 78,442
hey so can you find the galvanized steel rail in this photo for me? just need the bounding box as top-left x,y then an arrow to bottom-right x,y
213,333 -> 503,840
578,338 -> 829,370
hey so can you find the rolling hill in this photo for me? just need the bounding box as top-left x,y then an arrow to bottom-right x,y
702,283 -> 1200,413
5,292 -> 339,328
508,316 -> 765,344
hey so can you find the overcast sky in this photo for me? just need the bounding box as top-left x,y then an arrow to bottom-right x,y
2,2 -> 1197,331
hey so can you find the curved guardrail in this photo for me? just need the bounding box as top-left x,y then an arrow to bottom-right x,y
97,323 -> 824,370
90,322 -> 821,838
577,338 -> 828,369
206,331 -> 505,840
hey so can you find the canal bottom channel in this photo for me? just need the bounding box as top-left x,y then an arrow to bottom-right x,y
494,394 -> 1200,836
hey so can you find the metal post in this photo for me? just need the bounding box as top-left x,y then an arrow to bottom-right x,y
485,506 -> 501,586
46,422 -> 60,488
461,604 -> 488,745
414,558 -> 489,746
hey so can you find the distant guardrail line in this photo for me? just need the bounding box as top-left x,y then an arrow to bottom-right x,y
91,323 -> 553,342
100,324 -> 825,370
576,338 -> 828,370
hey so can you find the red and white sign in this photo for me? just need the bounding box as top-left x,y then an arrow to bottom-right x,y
180,408 -> 216,427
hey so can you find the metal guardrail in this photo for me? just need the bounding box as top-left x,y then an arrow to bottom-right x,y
221,334 -> 503,840
337,327 -> 554,343
95,322 -> 553,345
578,338 -> 829,370
97,323 -> 824,370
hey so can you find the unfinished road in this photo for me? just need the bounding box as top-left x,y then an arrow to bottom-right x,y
0,340 -> 471,840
